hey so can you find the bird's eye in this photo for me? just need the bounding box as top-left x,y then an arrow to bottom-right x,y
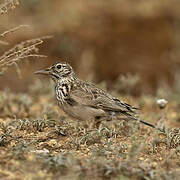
56,64 -> 62,69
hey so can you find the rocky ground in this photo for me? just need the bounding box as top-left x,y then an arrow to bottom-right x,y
0,79 -> 179,180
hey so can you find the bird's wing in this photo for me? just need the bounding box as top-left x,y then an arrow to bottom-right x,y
68,83 -> 138,115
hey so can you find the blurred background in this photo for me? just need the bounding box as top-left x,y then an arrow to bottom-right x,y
1,0 -> 180,95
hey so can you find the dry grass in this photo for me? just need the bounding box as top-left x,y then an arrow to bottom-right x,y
0,0 -> 21,46
0,35 -> 52,74
0,25 -> 29,46
0,3 -> 53,76
0,0 -> 19,14
0,25 -> 29,38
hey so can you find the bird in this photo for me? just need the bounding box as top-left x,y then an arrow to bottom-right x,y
34,62 -> 156,129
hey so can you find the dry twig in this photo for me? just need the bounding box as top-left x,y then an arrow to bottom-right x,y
0,25 -> 30,38
0,35 -> 53,73
0,25 -> 30,46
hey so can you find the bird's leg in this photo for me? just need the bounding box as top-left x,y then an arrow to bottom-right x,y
92,116 -> 108,129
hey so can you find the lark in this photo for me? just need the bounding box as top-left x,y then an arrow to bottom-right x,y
34,62 -> 155,128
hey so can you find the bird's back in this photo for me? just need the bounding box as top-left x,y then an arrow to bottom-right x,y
55,77 -> 138,122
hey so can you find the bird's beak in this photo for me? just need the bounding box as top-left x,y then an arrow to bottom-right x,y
34,68 -> 50,75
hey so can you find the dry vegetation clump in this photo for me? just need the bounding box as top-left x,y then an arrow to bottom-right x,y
0,89 -> 32,117
111,73 -> 140,96
0,0 -> 19,15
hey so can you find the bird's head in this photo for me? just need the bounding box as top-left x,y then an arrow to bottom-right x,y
34,62 -> 74,82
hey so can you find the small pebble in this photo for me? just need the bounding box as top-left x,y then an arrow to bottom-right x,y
156,99 -> 168,109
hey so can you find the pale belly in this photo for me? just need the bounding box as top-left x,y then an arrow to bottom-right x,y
59,103 -> 106,122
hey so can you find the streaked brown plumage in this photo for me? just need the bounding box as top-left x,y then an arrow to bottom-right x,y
34,62 -> 155,128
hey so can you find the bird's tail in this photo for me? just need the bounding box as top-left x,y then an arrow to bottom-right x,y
127,113 -> 156,129
139,120 -> 156,128
117,111 -> 156,129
